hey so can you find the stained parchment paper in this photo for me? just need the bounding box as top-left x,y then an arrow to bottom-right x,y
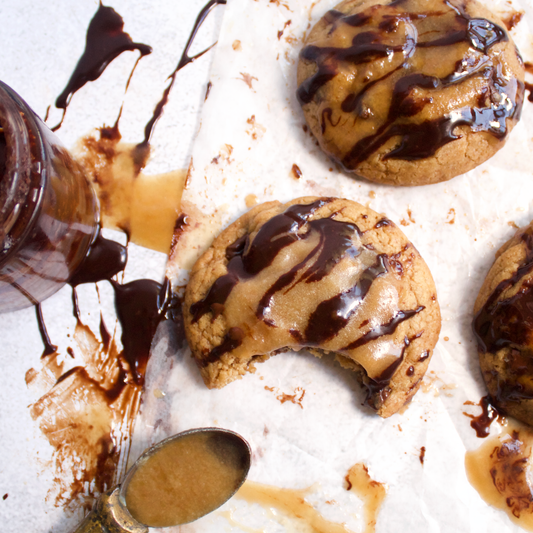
145,0 -> 533,532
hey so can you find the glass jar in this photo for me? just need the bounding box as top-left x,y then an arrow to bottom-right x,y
0,80 -> 99,312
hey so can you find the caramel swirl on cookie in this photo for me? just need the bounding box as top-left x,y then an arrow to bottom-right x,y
184,197 -> 441,417
297,0 -> 524,186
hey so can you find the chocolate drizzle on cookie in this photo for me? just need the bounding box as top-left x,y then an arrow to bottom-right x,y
297,0 -> 523,170
189,200 -> 425,403
473,230 -> 533,406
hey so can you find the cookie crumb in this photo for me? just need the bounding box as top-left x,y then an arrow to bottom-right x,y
291,164 -> 303,179
508,220 -> 519,228
368,190 -> 376,199
232,40 -> 242,51
245,194 -> 258,208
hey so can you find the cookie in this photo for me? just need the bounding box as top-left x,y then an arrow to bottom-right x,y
183,197 -> 441,418
296,0 -> 524,186
473,222 -> 533,426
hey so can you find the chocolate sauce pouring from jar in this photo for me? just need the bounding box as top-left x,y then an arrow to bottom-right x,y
29,0 -> 228,367
0,0 -> 228,513
297,0 -> 523,169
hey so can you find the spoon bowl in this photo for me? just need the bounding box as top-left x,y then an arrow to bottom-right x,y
74,427 -> 251,532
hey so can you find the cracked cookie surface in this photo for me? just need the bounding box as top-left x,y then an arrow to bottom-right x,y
296,0 -> 524,186
184,197 -> 441,417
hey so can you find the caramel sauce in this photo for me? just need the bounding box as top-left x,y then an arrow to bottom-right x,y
345,464 -> 387,533
234,465 -> 386,533
465,420 -> 533,530
125,431 -> 247,527
235,481 -> 352,533
75,132 -> 186,254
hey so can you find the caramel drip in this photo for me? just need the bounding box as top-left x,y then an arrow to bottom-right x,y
297,0 -> 522,168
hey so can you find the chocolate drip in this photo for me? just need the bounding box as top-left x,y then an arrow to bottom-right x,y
297,0 -> 521,167
36,304 -> 58,357
202,327 -> 244,367
473,231 -> 533,354
465,395 -> 501,438
363,330 -> 422,407
257,218 -> 360,322
139,0 -> 227,149
55,3 -> 152,115
343,306 -> 424,351
69,232 -> 127,286
304,254 -> 388,343
111,279 -> 166,385
190,200 -> 330,322
473,231 -> 533,404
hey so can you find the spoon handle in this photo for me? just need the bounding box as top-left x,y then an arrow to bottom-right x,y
72,488 -> 148,533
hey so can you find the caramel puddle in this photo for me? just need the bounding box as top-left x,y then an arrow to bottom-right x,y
465,419 -> 533,530
232,465 -> 387,533
75,131 -> 186,254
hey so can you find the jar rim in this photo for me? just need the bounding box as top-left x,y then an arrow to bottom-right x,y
0,81 -> 47,263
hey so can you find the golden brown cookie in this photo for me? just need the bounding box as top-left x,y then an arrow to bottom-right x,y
296,0 -> 525,186
473,222 -> 533,426
183,197 -> 441,417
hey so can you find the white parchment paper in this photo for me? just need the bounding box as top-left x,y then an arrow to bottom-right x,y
145,0 -> 533,532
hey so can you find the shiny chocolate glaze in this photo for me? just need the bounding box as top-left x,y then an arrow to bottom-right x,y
55,3 -> 152,114
473,230 -> 533,406
297,0 -> 523,170
190,200 -> 424,401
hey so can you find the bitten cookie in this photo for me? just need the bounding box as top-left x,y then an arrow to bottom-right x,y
296,0 -> 524,186
183,197 -> 441,417
473,222 -> 533,426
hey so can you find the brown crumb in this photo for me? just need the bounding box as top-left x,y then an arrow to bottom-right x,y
446,208 -> 456,224
238,72 -> 258,90
508,220 -> 519,229
368,190 -> 376,199
291,164 -> 303,179
245,194 -> 258,208
502,11 -> 523,30
278,20 -> 292,40
444,336 -> 449,341
232,40 -> 242,51
419,446 -> 426,465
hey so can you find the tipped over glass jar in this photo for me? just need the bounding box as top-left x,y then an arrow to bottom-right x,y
0,80 -> 99,312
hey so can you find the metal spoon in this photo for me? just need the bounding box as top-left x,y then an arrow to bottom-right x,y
73,427 -> 252,532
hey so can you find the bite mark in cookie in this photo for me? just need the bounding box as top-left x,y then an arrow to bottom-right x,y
184,197 -> 441,417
